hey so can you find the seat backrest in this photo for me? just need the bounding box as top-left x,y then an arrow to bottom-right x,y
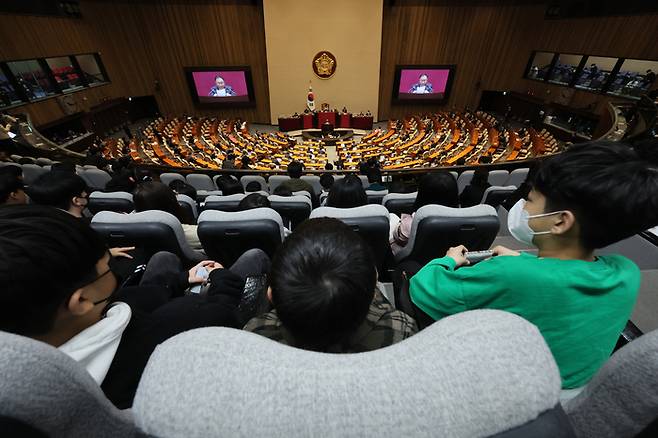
293,190 -> 312,199
300,175 -> 322,195
88,191 -> 134,214
395,204 -> 500,265
480,185 -> 517,208
159,172 -> 185,186
268,175 -> 290,192
564,328 -> 658,438
487,170 -> 510,186
176,193 -> 198,220
0,331 -> 135,437
366,189 -> 388,205
81,168 -> 112,191
382,192 -> 417,216
133,310 -> 570,438
497,205 -> 511,236
186,173 -> 216,191
450,171 -> 458,180
35,157 -> 52,166
310,204 -> 392,275
240,175 -> 268,192
197,208 -> 284,266
268,194 -> 312,229
203,194 -> 247,212
195,190 -> 223,203
457,170 -> 475,194
91,210 -> 202,266
357,174 -> 369,188
83,164 -> 98,170
21,164 -> 48,185
505,168 -> 530,188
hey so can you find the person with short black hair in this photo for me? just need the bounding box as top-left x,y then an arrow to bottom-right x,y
326,174 -> 367,208
319,173 -> 334,200
28,171 -> 89,217
222,152 -> 236,170
366,167 -> 386,191
168,179 -> 197,200
238,193 -> 271,210
0,165 -> 27,205
244,218 -> 417,351
278,161 -> 315,195
215,175 -> 244,196
324,162 -> 334,171
410,141 -> 658,390
272,185 -> 293,197
244,181 -> 261,192
390,171 -> 458,254
459,167 -> 490,207
0,205 -> 268,409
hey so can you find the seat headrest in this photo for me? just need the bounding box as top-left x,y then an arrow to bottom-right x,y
310,204 -> 389,219
133,310 -> 561,437
382,191 -> 418,204
198,207 -> 285,241
205,194 -> 247,202
90,191 -> 133,201
268,195 -> 312,208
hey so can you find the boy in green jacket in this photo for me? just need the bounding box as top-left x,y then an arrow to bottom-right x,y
410,141 -> 658,389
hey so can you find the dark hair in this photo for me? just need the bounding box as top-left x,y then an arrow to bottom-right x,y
51,161 -> 76,173
367,167 -> 382,184
238,193 -> 271,210
273,185 -> 293,197
287,161 -> 303,179
413,171 -> 458,210
215,176 -> 244,195
0,166 -> 24,203
327,174 -> 367,208
270,218 -> 376,350
105,169 -> 136,193
168,179 -> 197,199
0,205 -> 107,335
533,140 -> 658,249
245,181 -> 261,192
241,156 -> 251,168
388,180 -> 408,193
320,173 -> 334,191
324,162 -> 334,171
470,168 -> 490,187
133,181 -> 192,224
28,171 -> 88,210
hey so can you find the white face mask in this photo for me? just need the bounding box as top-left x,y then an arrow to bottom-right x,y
507,199 -> 564,246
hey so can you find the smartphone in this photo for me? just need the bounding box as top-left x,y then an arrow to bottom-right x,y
189,266 -> 209,294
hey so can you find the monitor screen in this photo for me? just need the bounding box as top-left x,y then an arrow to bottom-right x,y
392,65 -> 455,104
607,58 -> 658,99
574,56 -> 619,92
525,51 -> 556,81
184,67 -> 255,106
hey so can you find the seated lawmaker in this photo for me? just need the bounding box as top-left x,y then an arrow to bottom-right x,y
208,76 -> 236,97
408,74 -> 433,94
409,141 -> 658,390
244,218 -> 417,351
0,205 -> 270,408
0,165 -> 27,206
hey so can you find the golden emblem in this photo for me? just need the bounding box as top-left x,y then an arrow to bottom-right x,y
312,51 -> 337,79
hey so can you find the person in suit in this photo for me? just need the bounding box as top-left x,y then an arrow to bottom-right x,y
208,76 -> 236,97
409,74 -> 433,94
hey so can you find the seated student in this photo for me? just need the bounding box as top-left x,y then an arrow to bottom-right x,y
244,218 -> 417,352
168,179 -> 197,200
28,170 -> 91,218
215,175 -> 244,196
0,205 -> 269,409
244,181 -> 262,193
459,167 -> 490,207
326,174 -> 367,208
409,141 -> 658,390
238,193 -> 270,210
105,168 -> 137,193
0,165 -> 27,206
278,161 -> 316,200
272,185 -> 293,197
390,172 -> 458,254
133,181 -> 201,250
366,167 -> 386,191
319,173 -> 334,205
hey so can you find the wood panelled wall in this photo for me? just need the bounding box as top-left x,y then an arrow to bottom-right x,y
379,0 -> 658,120
0,0 -> 271,126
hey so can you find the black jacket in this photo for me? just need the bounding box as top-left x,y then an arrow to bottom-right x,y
101,268 -> 244,408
